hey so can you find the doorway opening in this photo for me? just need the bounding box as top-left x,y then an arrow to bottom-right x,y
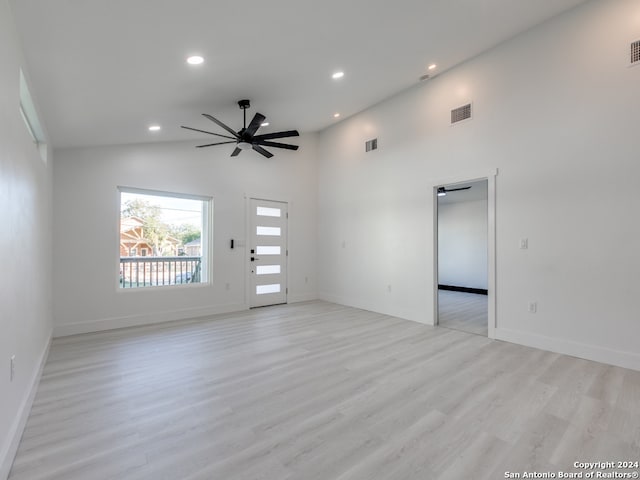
435,178 -> 490,336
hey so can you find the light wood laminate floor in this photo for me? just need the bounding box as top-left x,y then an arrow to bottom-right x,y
438,289 -> 488,336
9,301 -> 640,480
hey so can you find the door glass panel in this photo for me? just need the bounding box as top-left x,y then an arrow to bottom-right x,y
256,246 -> 281,255
256,265 -> 281,275
256,226 -> 281,236
256,284 -> 281,295
256,207 -> 281,217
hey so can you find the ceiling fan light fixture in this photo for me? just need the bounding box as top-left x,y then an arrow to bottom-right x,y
332,71 -> 344,79
186,55 -> 204,65
237,141 -> 253,150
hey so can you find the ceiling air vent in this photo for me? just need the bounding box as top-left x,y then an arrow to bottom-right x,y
631,40 -> 640,66
451,103 -> 472,124
365,138 -> 378,152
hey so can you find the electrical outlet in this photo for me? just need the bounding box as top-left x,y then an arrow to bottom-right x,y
520,238 -> 529,249
10,355 -> 15,382
528,302 -> 537,313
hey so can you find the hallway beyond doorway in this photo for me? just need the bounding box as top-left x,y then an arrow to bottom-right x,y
438,289 -> 487,336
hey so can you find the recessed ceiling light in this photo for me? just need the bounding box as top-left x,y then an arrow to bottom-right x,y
187,55 -> 204,65
333,113 -> 340,118
148,125 -> 161,131
428,64 -> 437,70
332,71 -> 344,79
261,122 -> 269,127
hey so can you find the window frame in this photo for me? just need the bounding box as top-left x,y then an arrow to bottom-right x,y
117,186 -> 213,290
19,69 -> 48,163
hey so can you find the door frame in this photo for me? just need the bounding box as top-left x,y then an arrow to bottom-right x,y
431,169 -> 497,339
244,195 -> 290,308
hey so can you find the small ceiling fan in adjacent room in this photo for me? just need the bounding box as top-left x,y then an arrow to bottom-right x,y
181,99 -> 299,158
437,185 -> 471,197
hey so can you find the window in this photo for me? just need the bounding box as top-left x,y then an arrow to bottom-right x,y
118,188 -> 211,288
19,69 -> 47,163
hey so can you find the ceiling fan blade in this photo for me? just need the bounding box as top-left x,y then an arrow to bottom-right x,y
181,126 -> 236,140
446,186 -> 472,192
202,113 -> 239,138
255,140 -> 299,151
230,147 -> 242,157
244,112 -> 266,139
253,130 -> 299,141
195,141 -> 237,148
252,144 -> 273,158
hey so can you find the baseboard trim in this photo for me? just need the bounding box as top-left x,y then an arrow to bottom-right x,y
318,292 -> 427,325
0,334 -> 51,480
438,284 -> 488,295
495,327 -> 640,372
53,303 -> 247,337
317,295 -> 640,371
287,293 -> 319,304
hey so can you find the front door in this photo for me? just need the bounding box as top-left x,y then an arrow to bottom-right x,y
249,198 -> 288,307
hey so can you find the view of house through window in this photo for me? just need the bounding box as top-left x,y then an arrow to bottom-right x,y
119,188 -> 209,288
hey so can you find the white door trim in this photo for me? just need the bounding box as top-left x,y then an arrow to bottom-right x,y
431,168 -> 497,339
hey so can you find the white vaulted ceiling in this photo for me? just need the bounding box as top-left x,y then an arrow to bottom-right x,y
10,0 -> 589,148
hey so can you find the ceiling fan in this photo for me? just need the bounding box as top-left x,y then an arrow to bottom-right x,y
437,185 -> 471,197
181,99 -> 299,158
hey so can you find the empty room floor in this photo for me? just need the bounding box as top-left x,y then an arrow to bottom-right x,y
9,301 -> 640,480
438,289 -> 488,336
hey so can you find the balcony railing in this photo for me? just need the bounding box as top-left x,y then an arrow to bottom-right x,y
120,256 -> 201,288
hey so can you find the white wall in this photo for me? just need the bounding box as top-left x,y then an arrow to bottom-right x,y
53,136 -> 317,335
0,1 -> 53,478
438,198 -> 488,290
317,0 -> 640,370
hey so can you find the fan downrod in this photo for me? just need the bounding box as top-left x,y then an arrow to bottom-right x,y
238,99 -> 250,129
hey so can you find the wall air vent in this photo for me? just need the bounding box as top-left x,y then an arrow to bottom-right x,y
365,138 -> 378,152
451,103 -> 472,124
631,40 -> 640,66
